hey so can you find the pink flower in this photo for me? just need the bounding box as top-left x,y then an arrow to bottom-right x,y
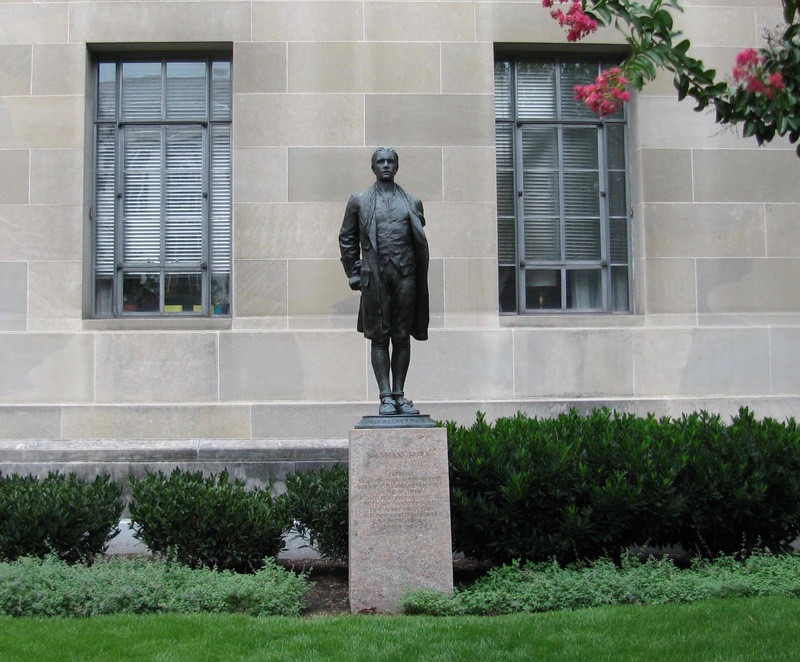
732,48 -> 784,99
575,67 -> 631,116
547,0 -> 598,42
735,48 -> 761,69
769,72 -> 785,91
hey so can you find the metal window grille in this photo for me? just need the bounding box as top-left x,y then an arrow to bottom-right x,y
495,56 -> 631,314
92,56 -> 232,317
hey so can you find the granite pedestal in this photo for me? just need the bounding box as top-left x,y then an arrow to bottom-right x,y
348,422 -> 453,614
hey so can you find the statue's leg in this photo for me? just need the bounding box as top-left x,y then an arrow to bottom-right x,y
390,270 -> 419,414
371,341 -> 396,415
390,342 -> 410,396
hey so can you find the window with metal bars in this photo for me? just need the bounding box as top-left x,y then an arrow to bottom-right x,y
92,54 -> 232,317
495,56 -> 631,314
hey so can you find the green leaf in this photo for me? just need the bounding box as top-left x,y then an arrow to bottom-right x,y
673,39 -> 691,56
654,9 -> 674,32
674,74 -> 690,101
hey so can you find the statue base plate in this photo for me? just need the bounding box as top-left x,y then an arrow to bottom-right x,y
355,414 -> 437,429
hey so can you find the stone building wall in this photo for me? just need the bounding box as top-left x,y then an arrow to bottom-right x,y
1,0 -> 798,483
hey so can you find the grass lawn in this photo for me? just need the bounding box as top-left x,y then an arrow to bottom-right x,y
1,596 -> 798,661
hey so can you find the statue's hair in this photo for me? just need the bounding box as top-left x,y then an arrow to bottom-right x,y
371,147 -> 399,166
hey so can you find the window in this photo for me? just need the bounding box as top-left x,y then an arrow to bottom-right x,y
495,56 -> 631,314
92,55 -> 232,317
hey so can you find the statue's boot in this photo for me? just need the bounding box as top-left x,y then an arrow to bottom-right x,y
390,345 -> 418,414
393,393 -> 419,415
379,393 -> 398,416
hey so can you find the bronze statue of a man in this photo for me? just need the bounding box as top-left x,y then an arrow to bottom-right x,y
339,147 -> 430,416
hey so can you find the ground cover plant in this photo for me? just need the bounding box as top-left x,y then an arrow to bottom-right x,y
401,551 -> 800,616
0,472 -> 123,564
129,468 -> 291,572
0,555 -> 308,618
2,598 -> 800,661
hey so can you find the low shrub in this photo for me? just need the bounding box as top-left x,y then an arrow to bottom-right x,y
401,551 -> 800,616
284,463 -> 348,561
0,555 -> 308,617
0,472 -> 123,564
447,409 -> 684,564
129,469 -> 292,572
665,409 -> 800,557
448,408 -> 800,564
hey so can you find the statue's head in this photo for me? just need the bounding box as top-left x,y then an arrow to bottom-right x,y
371,147 -> 399,182
371,147 -> 399,168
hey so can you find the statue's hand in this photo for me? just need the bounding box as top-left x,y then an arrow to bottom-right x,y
348,275 -> 361,291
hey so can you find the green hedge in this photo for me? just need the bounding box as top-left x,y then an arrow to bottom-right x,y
129,469 -> 291,572
448,408 -> 800,564
284,463 -> 348,561
0,472 -> 123,564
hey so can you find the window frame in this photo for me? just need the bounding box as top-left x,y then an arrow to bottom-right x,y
495,54 -> 632,315
90,51 -> 232,319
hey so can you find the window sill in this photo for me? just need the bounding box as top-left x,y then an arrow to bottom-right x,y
499,313 -> 645,329
83,317 -> 233,332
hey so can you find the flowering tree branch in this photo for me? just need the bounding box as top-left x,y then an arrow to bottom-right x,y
544,0 -> 800,155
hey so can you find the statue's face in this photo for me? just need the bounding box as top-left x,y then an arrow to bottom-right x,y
371,150 -> 398,183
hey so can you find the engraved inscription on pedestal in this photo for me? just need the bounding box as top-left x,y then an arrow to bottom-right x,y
349,427 -> 453,614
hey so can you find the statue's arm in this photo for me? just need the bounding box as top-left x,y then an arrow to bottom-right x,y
413,196 -> 426,227
339,195 -> 362,289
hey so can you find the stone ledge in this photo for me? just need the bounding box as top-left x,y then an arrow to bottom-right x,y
0,438 -> 348,463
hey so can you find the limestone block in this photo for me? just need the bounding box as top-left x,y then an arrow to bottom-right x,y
0,96 -> 83,149
288,147 -> 443,204
233,202 -> 342,260
766,204 -> 800,257
693,149 -> 800,204
94,332 -> 219,403
234,94 -> 363,147
69,2 -> 250,44
408,329 -> 514,401
364,1 -> 474,42
633,327 -> 770,396
0,205 -> 82,261
424,203 -> 498,259
232,148 -> 287,202
640,149 -> 693,203
443,258 -> 498,316
288,42 -> 440,94
28,260 -> 82,321
218,330 -> 365,401
0,45 -> 31,96
233,42 -> 287,94
513,328 -> 635,398
0,150 -> 30,204
0,333 -> 94,403
61,405 -> 251,440
32,44 -> 85,96
643,203 -> 766,258
0,262 -> 27,320
696,258 -> 800,313
442,146 -> 497,203
642,258 -> 698,315
0,4 -> 67,45
366,94 -> 495,147
441,42 -> 495,95
252,1 -> 363,42
232,259 -> 288,317
30,148 -> 83,205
